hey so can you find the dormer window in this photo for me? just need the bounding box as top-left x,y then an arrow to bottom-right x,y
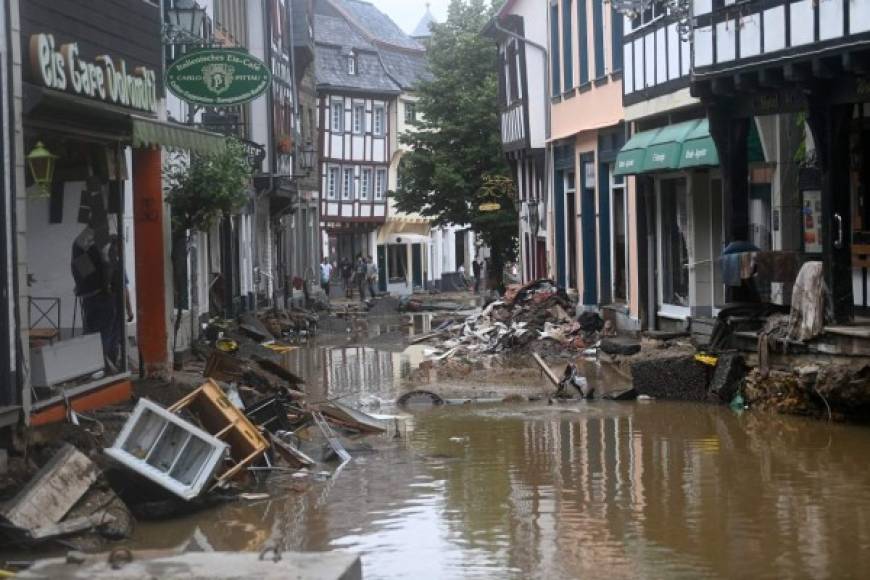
347,51 -> 357,75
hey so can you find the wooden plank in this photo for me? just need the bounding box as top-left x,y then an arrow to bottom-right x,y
29,512 -> 116,540
531,353 -> 561,387
1,444 -> 99,531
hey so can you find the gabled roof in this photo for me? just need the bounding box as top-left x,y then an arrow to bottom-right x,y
314,13 -> 373,51
331,0 -> 424,51
314,0 -> 430,93
379,49 -> 431,90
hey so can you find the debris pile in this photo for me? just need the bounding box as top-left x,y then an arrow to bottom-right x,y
417,279 -> 605,358
0,311 -> 398,554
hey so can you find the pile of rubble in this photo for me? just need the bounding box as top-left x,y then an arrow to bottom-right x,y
0,313 -> 396,554
416,279 -> 607,359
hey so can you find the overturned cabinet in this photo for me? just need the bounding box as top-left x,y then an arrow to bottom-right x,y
105,399 -> 229,500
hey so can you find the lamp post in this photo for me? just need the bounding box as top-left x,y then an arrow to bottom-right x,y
163,0 -> 207,46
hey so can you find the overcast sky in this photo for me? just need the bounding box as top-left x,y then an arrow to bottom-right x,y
369,0 -> 449,35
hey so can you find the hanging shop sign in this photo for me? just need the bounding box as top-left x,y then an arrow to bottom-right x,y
166,49 -> 272,107
30,33 -> 158,114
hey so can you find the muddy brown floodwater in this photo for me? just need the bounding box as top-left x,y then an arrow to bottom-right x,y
127,325 -> 870,579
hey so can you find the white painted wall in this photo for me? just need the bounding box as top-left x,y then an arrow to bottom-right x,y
508,0 -> 548,148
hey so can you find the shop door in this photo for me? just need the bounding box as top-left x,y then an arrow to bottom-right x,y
554,170 -> 567,287
377,244 -> 387,292
597,162 -> 611,304
412,243 -> 423,288
581,182 -> 598,306
536,240 -> 547,279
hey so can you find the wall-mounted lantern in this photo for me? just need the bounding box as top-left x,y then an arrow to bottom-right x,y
26,141 -> 57,197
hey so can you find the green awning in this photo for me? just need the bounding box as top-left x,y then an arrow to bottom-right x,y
614,128 -> 661,176
644,119 -> 702,172
615,118 -> 767,176
679,119 -> 719,169
131,117 -> 227,155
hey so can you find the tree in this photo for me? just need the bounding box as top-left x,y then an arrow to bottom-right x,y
393,0 -> 517,287
164,139 -> 252,350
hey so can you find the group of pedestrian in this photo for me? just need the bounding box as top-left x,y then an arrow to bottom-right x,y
320,254 -> 378,303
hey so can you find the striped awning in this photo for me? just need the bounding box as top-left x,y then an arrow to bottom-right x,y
131,116 -> 227,155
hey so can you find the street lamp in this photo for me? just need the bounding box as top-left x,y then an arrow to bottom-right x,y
26,142 -> 57,198
299,141 -> 316,174
164,0 -> 207,45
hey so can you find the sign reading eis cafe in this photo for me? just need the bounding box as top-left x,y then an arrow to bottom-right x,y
166,49 -> 271,107
30,33 -> 158,114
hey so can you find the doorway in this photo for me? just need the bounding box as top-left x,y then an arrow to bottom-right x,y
566,171 -> 577,291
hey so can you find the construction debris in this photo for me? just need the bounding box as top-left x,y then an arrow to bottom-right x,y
1,444 -> 99,533
413,279 -> 603,360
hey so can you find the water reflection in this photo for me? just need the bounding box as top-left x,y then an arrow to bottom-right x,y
130,399 -> 870,579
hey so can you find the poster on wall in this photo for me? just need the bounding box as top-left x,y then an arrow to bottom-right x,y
802,189 -> 823,254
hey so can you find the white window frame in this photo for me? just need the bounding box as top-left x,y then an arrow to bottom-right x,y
404,102 -> 416,124
331,100 -> 344,133
373,105 -> 385,136
360,168 -> 372,200
327,167 -> 339,200
609,166 -> 629,305
375,168 -> 387,200
656,173 -> 691,319
348,53 -> 356,75
342,167 -> 354,200
353,104 -> 364,134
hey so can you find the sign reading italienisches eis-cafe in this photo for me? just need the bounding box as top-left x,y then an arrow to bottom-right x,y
30,33 -> 158,114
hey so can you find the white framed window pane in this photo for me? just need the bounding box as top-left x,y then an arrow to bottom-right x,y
361,169 -> 371,200
353,105 -> 364,134
342,168 -> 353,199
375,169 -> 387,199
328,168 -> 338,199
373,106 -> 384,135
331,101 -> 343,132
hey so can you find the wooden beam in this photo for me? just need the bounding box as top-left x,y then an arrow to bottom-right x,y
843,51 -> 870,74
735,72 -> 759,92
784,63 -> 810,82
711,77 -> 735,97
532,352 -> 561,387
758,67 -> 785,88
812,59 -> 835,80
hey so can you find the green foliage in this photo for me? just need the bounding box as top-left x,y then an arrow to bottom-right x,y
164,138 -> 253,235
393,0 -> 518,276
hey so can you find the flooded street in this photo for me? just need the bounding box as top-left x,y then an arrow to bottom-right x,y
128,324 -> 870,579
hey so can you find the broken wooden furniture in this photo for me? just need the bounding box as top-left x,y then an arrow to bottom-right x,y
168,379 -> 269,486
105,399 -> 229,500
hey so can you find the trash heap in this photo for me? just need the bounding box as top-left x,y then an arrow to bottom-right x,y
0,312 -> 397,552
418,279 -> 605,358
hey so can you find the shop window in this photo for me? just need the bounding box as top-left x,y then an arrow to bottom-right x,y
659,178 -> 690,307
611,170 -> 627,302
387,244 -> 406,282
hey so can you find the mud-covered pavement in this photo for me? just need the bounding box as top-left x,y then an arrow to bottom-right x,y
104,312 -> 870,579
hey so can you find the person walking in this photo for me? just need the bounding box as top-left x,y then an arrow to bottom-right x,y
355,254 -> 368,302
472,258 -> 481,293
320,257 -> 333,302
366,255 -> 378,298
341,257 -> 353,298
